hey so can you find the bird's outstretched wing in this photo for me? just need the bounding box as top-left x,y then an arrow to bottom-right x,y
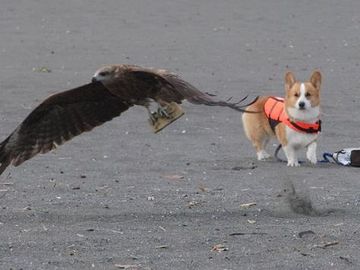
130,69 -> 257,112
0,81 -> 130,175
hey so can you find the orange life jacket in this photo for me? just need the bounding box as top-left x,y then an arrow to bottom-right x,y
264,97 -> 321,134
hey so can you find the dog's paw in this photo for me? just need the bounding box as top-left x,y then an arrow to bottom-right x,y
308,157 -> 317,165
257,150 -> 270,160
287,161 -> 300,167
306,154 -> 317,165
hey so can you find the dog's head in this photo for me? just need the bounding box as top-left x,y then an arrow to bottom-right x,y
284,71 -> 321,122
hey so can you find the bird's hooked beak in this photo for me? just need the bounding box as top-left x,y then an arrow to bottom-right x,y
91,77 -> 98,83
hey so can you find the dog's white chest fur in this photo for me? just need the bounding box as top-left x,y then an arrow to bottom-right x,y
283,126 -> 319,166
285,126 -> 319,149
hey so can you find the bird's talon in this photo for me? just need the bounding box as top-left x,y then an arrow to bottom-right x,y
157,107 -> 170,118
148,112 -> 158,125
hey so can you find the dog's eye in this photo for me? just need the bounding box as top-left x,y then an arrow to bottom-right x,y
305,92 -> 311,97
294,93 -> 299,97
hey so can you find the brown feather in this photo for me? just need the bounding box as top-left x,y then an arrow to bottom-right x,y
95,65 -> 256,112
0,82 -> 130,173
158,72 -> 257,111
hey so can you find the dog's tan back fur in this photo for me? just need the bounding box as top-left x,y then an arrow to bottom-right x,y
242,96 -> 288,153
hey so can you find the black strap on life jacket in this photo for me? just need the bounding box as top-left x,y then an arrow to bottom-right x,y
289,119 -> 322,134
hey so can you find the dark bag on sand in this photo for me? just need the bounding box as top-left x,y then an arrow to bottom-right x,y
324,148 -> 360,166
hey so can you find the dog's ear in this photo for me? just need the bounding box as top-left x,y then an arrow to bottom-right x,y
310,71 -> 321,91
285,71 -> 296,92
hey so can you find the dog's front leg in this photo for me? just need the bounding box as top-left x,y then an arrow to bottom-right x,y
306,141 -> 317,164
283,145 -> 300,167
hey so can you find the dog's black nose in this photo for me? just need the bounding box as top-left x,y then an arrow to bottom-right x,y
298,101 -> 305,109
91,77 -> 97,83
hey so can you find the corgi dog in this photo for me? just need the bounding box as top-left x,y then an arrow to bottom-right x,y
242,71 -> 322,166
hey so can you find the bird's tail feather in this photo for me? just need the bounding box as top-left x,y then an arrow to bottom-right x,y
163,74 -> 259,113
188,94 -> 260,113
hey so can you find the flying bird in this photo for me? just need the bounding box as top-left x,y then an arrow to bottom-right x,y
0,64 -> 255,175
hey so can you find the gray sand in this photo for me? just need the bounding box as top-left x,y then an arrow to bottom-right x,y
1,1 -> 360,269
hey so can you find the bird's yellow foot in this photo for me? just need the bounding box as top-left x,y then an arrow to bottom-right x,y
149,102 -> 184,133
148,112 -> 158,125
157,106 -> 170,118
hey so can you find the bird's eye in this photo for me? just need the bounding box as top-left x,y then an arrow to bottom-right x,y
305,92 -> 311,97
99,71 -> 109,76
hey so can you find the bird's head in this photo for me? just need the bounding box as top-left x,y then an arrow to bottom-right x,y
92,65 -> 119,83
